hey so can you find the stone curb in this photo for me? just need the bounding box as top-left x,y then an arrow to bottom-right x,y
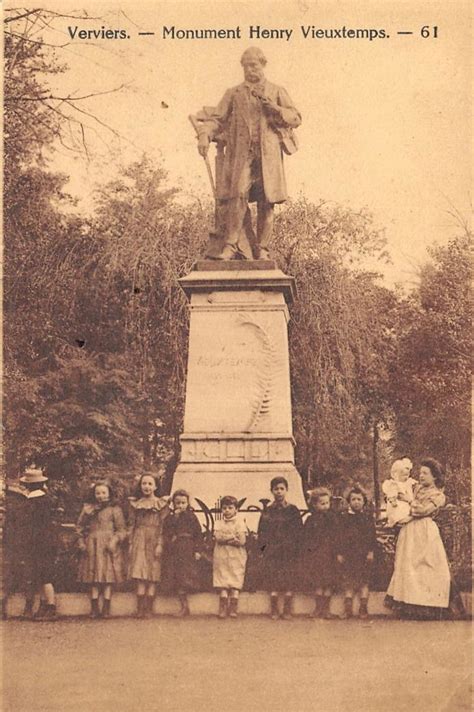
4,591 -> 471,618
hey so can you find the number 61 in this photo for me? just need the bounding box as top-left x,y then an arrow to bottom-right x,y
421,26 -> 438,38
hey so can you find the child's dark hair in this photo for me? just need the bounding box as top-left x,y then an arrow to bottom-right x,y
133,473 -> 160,499
270,476 -> 288,491
220,495 -> 238,508
308,486 -> 331,506
85,480 -> 114,504
420,458 -> 445,488
172,489 -> 190,504
346,486 -> 368,506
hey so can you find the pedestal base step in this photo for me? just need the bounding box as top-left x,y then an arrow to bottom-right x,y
4,592 -> 472,618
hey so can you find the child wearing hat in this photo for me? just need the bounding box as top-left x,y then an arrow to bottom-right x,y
19,467 -> 58,620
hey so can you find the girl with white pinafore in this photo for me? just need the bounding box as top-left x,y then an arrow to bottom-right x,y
213,495 -> 248,619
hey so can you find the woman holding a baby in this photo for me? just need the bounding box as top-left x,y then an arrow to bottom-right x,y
385,457 -> 452,619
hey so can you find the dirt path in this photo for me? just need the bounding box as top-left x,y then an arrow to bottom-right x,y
3,618 -> 472,712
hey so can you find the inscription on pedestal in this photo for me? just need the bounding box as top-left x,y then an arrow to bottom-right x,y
180,437 -> 294,463
184,308 -> 290,434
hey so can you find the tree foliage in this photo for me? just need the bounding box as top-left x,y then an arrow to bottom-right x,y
391,232 -> 472,472
271,198 -> 396,484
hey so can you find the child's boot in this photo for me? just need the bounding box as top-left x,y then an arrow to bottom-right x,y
311,595 -> 325,619
282,595 -> 293,620
218,596 -> 228,619
136,595 -> 145,618
22,598 -> 35,620
359,597 -> 369,619
35,604 -> 57,621
90,598 -> 101,619
102,599 -> 111,619
33,600 -> 48,620
43,604 -> 57,621
341,596 -> 353,619
144,596 -> 155,618
228,597 -> 239,619
270,595 -> 279,620
178,594 -> 190,617
322,596 -> 337,619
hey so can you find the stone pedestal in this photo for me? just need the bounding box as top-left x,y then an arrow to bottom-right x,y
171,261 -> 306,510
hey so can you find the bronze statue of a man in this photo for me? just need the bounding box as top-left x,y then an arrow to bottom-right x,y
196,47 -> 301,260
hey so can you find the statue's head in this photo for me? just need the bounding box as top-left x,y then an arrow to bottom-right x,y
240,47 -> 267,83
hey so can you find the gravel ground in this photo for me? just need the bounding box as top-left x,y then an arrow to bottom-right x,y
2,618 -> 472,712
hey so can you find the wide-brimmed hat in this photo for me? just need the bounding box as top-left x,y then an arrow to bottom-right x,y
20,467 -> 48,484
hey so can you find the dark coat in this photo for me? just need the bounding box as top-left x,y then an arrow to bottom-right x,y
160,509 -> 203,593
257,502 -> 303,591
3,488 -> 31,591
21,491 -> 57,587
206,81 -> 301,203
300,511 -> 339,590
336,511 -> 377,590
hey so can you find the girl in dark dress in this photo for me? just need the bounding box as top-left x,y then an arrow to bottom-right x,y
257,476 -> 303,620
19,468 -> 58,620
301,487 -> 339,619
336,486 -> 377,619
161,490 -> 203,617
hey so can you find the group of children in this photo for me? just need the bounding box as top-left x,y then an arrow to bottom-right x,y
79,474 -> 378,620
10,469 -> 380,621
7,455 -> 463,623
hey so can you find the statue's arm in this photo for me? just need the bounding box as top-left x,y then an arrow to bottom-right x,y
198,88 -> 234,141
274,87 -> 302,129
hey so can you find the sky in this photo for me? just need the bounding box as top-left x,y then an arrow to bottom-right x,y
22,0 -> 472,285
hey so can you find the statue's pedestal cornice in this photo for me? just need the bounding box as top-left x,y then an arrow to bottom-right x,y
179,260 -> 296,305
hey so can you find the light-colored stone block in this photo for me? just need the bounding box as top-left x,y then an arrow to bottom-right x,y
5,592 -> 471,619
172,266 -> 307,509
184,297 -> 292,435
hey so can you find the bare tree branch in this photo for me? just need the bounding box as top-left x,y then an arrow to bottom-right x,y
5,29 -> 72,48
4,8 -> 42,24
7,84 -> 129,103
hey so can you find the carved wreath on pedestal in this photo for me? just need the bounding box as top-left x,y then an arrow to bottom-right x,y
236,312 -> 283,432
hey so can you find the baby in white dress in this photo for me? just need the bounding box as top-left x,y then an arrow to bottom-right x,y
382,458 -> 416,526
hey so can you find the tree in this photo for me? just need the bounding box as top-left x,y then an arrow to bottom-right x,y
391,231 -> 472,472
89,157 -> 210,474
270,198 -> 396,489
34,352 -> 144,480
4,7 -> 125,170
3,8 -> 139,481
